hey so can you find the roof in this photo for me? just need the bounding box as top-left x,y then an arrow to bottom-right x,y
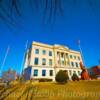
32,41 -> 80,54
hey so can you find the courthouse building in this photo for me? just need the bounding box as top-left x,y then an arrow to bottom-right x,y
24,41 -> 83,81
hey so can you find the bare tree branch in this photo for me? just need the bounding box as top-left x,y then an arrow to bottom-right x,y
0,0 -> 95,26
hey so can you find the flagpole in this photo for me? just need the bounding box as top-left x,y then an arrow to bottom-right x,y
0,46 -> 10,74
78,40 -> 85,67
20,40 -> 28,75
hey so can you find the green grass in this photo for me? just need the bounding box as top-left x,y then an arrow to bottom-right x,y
0,80 -> 100,100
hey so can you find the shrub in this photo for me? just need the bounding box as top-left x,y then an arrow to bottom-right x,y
72,73 -> 79,81
39,78 -> 52,82
19,75 -> 25,83
55,70 -> 69,84
89,74 -> 97,79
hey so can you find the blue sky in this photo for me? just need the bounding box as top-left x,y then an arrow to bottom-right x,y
0,0 -> 100,74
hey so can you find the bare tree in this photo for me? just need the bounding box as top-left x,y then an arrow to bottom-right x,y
2,68 -> 17,86
0,0 -> 94,26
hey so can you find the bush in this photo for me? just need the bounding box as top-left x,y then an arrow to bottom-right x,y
72,73 -> 79,81
89,74 -> 97,79
55,70 -> 69,84
19,76 -> 25,83
39,78 -> 52,82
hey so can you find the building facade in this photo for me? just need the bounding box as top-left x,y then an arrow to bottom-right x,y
24,41 -> 83,81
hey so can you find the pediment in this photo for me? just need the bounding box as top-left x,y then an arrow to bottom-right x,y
54,45 -> 69,51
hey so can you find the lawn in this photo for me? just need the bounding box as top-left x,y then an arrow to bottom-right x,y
0,80 -> 100,100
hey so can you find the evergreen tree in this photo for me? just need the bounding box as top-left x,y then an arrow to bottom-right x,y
55,70 -> 69,84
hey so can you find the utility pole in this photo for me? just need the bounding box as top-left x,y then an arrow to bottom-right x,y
20,40 -> 28,76
0,46 -> 10,75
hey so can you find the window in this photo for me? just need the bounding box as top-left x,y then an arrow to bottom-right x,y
74,56 -> 76,59
49,51 -> 52,56
70,55 -> 73,59
78,56 -> 80,60
75,62 -> 79,67
49,59 -> 52,66
71,62 -> 74,67
35,49 -> 39,54
42,58 -> 46,65
43,50 -> 46,55
34,69 -> 38,76
78,71 -> 80,75
50,70 -> 53,76
34,58 -> 39,65
73,71 -> 76,74
42,70 -> 46,76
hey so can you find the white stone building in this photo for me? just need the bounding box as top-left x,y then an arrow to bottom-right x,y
24,41 -> 82,81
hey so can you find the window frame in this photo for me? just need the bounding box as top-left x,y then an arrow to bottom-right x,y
49,51 -> 52,56
71,62 -> 74,67
42,50 -> 46,55
75,62 -> 79,67
49,59 -> 52,66
35,49 -> 39,54
49,70 -> 53,76
42,70 -> 46,76
34,57 -> 39,65
42,58 -> 46,65
78,56 -> 80,60
33,69 -> 38,76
